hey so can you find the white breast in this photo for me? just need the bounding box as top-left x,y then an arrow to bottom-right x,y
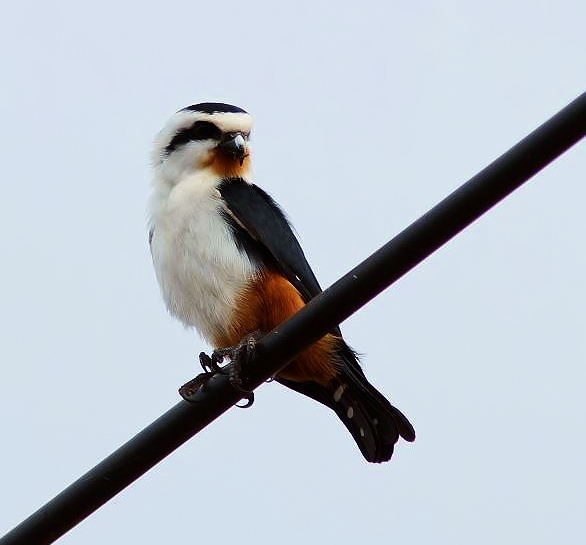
149,172 -> 257,344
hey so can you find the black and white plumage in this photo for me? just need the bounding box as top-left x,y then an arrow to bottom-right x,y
148,102 -> 415,462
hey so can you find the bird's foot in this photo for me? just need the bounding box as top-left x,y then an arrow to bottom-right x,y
211,331 -> 262,408
180,332 -> 262,407
199,351 -> 228,375
179,352 -> 229,400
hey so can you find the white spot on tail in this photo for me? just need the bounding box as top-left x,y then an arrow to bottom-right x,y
333,385 -> 345,402
347,407 -> 354,419
372,418 -> 378,426
360,427 -> 365,437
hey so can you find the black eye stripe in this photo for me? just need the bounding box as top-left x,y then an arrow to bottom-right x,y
190,121 -> 223,141
164,121 -> 222,155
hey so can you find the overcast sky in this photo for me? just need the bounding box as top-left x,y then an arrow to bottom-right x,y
1,1 -> 585,544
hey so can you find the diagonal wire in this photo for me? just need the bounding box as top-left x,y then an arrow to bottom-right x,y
2,90 -> 586,545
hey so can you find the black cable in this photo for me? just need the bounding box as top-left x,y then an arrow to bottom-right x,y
2,91 -> 585,545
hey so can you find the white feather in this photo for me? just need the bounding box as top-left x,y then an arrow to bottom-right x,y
149,169 -> 256,343
148,108 -> 256,344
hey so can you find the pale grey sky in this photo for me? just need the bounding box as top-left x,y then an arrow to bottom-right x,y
1,1 -> 585,543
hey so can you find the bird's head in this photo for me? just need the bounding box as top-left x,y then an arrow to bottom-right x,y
152,102 -> 253,184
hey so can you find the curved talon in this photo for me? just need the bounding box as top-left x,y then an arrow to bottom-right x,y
229,364 -> 255,408
211,351 -> 229,373
200,351 -> 227,374
199,352 -> 213,373
236,392 -> 254,408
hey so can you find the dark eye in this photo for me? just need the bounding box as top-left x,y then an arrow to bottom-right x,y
164,121 -> 222,155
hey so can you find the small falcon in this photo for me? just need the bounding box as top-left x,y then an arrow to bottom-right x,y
148,102 -> 415,463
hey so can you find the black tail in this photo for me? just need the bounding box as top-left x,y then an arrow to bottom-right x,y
277,341 -> 415,463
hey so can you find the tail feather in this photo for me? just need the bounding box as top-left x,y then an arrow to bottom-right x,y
277,341 -> 415,463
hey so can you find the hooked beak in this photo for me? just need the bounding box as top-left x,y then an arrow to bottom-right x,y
218,133 -> 248,165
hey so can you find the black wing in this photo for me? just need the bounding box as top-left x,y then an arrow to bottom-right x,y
218,177 -> 322,302
219,177 -> 416,459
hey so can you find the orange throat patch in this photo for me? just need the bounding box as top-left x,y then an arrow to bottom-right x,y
204,148 -> 252,179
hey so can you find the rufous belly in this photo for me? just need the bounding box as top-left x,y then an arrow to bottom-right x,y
212,271 -> 338,385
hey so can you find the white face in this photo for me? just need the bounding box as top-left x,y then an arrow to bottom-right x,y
152,107 -> 254,185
